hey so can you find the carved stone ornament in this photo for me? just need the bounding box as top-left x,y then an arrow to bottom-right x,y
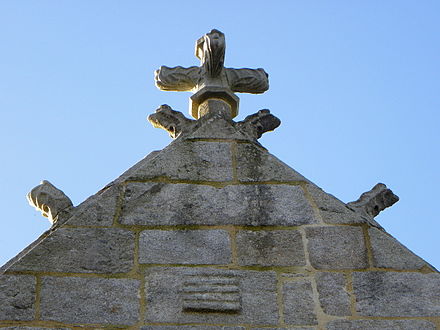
27,180 -> 73,224
148,104 -> 195,138
237,109 -> 281,139
347,183 -> 399,218
181,272 -> 241,313
155,29 -> 269,119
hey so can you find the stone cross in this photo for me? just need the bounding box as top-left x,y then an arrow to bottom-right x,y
155,29 -> 269,119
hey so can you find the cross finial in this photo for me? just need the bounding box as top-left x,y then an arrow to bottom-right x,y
155,29 -> 269,119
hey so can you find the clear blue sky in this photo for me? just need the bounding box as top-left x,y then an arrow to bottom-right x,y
1,1 -> 439,269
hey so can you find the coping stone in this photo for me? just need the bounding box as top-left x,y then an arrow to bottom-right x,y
9,228 -> 134,274
139,229 -> 231,265
186,116 -> 250,141
236,143 -> 308,182
326,319 -> 436,330
121,182 -> 316,226
40,276 -> 140,325
316,272 -> 350,316
283,280 -> 318,325
236,230 -> 306,266
123,141 -> 233,182
306,184 -> 365,224
65,184 -> 120,226
353,271 -> 440,316
145,267 -> 278,325
368,227 -> 428,270
0,275 -> 35,321
306,226 -> 368,270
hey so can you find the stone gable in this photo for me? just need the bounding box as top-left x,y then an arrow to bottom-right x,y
1,29 -> 439,330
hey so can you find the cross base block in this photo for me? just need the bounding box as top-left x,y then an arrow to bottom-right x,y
190,86 -> 239,119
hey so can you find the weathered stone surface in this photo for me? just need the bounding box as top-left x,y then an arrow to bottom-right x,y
236,143 -> 307,182
148,104 -> 196,139
283,280 -> 318,325
306,184 -> 367,224
0,327 -> 70,330
108,150 -> 160,186
27,180 -> 73,224
0,275 -> 35,321
145,267 -> 278,325
236,230 -> 305,266
139,230 -> 231,265
315,272 -> 350,316
252,328 -> 316,330
65,184 -> 120,226
9,228 -> 134,273
142,326 -> 244,330
124,141 -> 233,181
181,272 -> 241,313
353,271 -> 440,316
326,319 -> 436,330
40,276 -> 140,325
236,109 -> 280,139
121,182 -> 316,226
306,226 -> 368,270
155,29 -> 268,119
348,183 -> 399,218
368,227 -> 428,270
186,116 -> 251,141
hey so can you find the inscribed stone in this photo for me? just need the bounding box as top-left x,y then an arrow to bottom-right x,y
145,267 -> 278,325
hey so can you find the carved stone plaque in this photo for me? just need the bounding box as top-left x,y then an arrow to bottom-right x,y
145,267 -> 278,325
181,273 -> 241,313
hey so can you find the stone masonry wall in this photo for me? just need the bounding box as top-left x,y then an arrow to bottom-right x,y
1,138 -> 440,330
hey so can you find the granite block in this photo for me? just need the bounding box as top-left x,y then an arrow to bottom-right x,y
236,230 -> 305,266
9,228 -> 134,274
326,319 -> 436,330
139,229 -> 231,265
369,227 -> 428,270
283,280 -> 318,325
121,182 -> 316,226
0,275 -> 35,321
40,276 -> 140,324
145,267 -> 278,325
306,226 -> 368,269
353,271 -> 440,316
316,272 -> 350,316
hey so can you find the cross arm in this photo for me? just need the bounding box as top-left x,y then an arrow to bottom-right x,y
225,68 -> 269,94
155,66 -> 201,92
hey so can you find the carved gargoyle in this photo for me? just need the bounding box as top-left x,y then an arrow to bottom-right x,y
347,183 -> 399,218
236,109 -> 281,139
148,104 -> 195,139
27,180 -> 73,224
